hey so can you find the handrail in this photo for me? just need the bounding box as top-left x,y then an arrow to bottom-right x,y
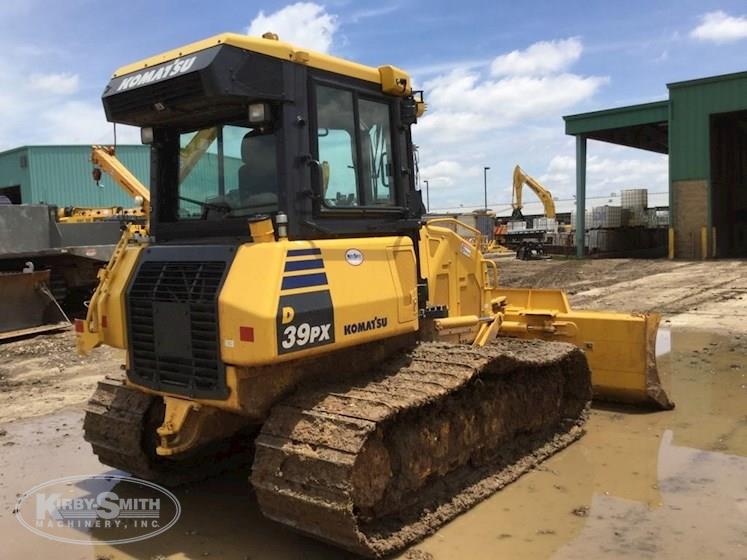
426,217 -> 485,251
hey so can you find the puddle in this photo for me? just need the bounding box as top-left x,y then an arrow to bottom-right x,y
1,327 -> 746,559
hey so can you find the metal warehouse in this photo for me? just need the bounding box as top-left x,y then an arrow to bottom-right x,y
565,70 -> 747,259
0,145 -> 150,208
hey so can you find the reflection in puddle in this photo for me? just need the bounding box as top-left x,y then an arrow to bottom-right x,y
655,327 -> 671,356
0,327 -> 746,559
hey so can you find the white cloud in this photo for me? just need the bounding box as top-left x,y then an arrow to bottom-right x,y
691,11 -> 747,43
0,43 -> 137,149
490,38 -> 582,76
247,2 -> 338,53
419,160 -> 479,189
29,72 -> 79,95
37,101 -> 139,145
416,69 -> 607,143
540,150 -> 669,202
347,5 -> 398,24
411,37 -> 612,212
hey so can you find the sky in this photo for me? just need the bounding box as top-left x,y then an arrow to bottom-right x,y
1,1 -> 746,212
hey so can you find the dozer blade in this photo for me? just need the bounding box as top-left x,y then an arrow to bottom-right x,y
497,287 -> 674,410
251,338 -> 591,557
0,270 -> 70,341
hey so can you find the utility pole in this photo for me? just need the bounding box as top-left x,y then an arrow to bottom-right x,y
483,166 -> 490,210
423,179 -> 430,212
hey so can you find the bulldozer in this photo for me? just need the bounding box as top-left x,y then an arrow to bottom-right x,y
77,32 -> 673,557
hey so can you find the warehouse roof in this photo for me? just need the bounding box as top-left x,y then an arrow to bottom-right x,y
563,100 -> 669,154
667,69 -> 747,90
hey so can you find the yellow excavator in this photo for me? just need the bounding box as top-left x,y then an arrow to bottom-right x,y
502,165 -> 558,259
77,32 -> 672,557
511,164 -> 556,220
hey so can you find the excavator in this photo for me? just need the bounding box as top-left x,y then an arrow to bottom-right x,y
502,165 -> 558,259
76,32 -> 673,557
511,164 -> 556,220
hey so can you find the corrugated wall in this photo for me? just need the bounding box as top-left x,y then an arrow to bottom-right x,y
27,145 -> 150,207
0,147 -> 31,201
3,144 -> 252,209
669,73 -> 747,182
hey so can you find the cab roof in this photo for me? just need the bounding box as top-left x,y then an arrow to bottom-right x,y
112,32 -> 412,96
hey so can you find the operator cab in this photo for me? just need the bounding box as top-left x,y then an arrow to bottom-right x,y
101,34 -> 425,243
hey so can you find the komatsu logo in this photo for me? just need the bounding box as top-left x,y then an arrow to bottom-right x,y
343,316 -> 388,336
116,56 -> 197,92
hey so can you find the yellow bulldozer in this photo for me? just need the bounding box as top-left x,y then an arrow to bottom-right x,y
77,32 -> 672,557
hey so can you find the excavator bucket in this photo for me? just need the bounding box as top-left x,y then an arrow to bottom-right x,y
496,287 -> 674,410
0,270 -> 70,340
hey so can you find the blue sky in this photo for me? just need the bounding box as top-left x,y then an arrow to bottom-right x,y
1,1 -> 746,211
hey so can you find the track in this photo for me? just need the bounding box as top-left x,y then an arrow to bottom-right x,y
251,338 -> 591,557
83,375 -> 254,486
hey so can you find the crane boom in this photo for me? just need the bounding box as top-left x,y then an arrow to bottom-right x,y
511,164 -> 556,219
91,146 -> 150,217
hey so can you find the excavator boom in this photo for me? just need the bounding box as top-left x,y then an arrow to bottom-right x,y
91,146 -> 151,218
512,164 -> 556,219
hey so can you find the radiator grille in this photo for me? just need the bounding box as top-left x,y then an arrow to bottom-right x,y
128,260 -> 227,397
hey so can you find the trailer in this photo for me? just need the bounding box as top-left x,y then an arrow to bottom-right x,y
0,204 -> 143,339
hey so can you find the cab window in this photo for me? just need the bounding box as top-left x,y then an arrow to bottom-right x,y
359,99 -> 394,205
177,123 -> 279,220
315,86 -> 359,206
314,84 -> 397,208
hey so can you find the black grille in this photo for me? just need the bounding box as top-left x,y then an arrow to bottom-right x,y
106,73 -> 204,117
127,259 -> 228,398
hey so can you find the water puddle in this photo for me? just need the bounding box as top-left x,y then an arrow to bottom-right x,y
0,327 -> 745,559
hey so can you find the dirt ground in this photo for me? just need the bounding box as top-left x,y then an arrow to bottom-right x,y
498,257 -> 747,330
0,330 -> 122,424
0,257 -> 746,559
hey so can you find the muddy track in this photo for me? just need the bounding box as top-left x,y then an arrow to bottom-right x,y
251,338 -> 591,557
83,375 -> 254,486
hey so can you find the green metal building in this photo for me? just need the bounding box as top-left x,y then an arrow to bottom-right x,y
0,145 -> 150,208
564,70 -> 747,259
0,145 -> 243,213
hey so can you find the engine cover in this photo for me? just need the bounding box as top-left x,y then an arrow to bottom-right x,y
219,236 -> 419,366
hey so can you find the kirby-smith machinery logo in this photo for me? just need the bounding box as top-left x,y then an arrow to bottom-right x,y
15,474 -> 181,545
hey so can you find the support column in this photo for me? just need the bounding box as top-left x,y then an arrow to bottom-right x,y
575,135 -> 587,257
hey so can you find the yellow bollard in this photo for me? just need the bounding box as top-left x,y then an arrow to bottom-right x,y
668,227 -> 675,259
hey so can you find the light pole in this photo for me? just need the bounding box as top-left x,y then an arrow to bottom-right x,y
423,179 -> 430,212
483,166 -> 490,210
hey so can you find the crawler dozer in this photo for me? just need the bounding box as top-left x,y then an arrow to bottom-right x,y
77,32 -> 672,557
